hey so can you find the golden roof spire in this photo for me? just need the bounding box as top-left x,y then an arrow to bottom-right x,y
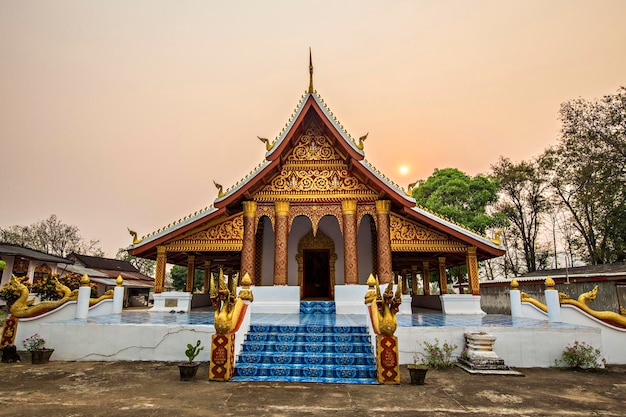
308,47 -> 314,94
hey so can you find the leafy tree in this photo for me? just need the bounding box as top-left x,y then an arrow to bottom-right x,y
170,265 -> 205,292
541,87 -> 626,264
0,215 -> 103,258
491,157 -> 551,273
115,248 -> 156,277
412,168 -> 506,234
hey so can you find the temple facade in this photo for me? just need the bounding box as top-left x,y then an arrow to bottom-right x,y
128,60 -> 504,304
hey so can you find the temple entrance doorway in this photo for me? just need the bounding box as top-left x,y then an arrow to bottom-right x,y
302,249 -> 331,300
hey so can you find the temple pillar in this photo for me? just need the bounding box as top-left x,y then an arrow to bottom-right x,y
154,246 -> 167,294
411,264 -> 419,295
240,201 -> 257,284
375,200 -> 392,284
467,246 -> 480,295
422,261 -> 430,296
203,260 -> 211,294
273,201 -> 289,285
186,255 -> 196,292
342,200 -> 358,285
438,257 -> 448,295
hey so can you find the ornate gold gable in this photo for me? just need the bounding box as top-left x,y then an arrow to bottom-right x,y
165,214 -> 244,252
390,213 -> 467,252
253,121 -> 378,203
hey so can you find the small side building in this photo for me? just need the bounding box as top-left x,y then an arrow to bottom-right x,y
67,253 -> 154,308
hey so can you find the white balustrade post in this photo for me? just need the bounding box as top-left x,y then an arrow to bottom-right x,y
510,278 -> 522,318
113,275 -> 124,314
76,274 -> 91,319
544,276 -> 562,322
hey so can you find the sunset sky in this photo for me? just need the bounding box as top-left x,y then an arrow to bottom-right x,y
1,1 -> 625,257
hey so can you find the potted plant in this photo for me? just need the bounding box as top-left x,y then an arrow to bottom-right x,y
409,339 -> 459,385
22,333 -> 54,364
179,340 -> 204,381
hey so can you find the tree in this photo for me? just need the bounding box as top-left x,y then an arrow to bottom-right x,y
0,215 -> 103,258
412,168 -> 506,234
491,157 -> 551,273
169,265 -> 205,292
412,168 -> 507,282
115,248 -> 156,277
541,87 -> 626,264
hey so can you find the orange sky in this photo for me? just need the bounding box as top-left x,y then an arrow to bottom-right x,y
1,1 -> 625,257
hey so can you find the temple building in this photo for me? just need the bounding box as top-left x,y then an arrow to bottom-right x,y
127,55 -> 504,311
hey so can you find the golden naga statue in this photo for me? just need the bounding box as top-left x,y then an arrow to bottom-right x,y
520,291 -> 548,312
127,228 -> 144,245
209,269 -> 251,334
559,285 -> 626,328
213,180 -> 225,198
6,274 -> 78,318
356,133 -> 368,150
257,136 -> 274,151
491,230 -> 503,246
365,274 -> 402,336
89,289 -> 114,307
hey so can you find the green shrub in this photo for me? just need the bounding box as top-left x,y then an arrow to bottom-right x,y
414,339 -> 458,368
557,341 -> 606,370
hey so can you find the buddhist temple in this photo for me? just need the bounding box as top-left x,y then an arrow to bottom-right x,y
127,52 -> 504,313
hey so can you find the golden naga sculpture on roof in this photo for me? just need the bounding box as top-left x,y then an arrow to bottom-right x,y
559,285 -> 626,328
364,273 -> 402,336
209,269 -> 252,334
5,275 -> 78,318
127,228 -> 144,245
356,132 -> 368,151
213,180 -> 225,198
258,136 -> 274,151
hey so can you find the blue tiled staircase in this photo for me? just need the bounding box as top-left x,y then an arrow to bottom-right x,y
231,301 -> 377,384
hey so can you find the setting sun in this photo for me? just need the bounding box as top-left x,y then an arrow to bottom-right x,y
399,165 -> 410,176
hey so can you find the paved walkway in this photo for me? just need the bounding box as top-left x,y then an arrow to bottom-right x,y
1,358 -> 625,416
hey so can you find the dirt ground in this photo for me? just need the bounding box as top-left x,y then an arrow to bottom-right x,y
1,355 -> 625,417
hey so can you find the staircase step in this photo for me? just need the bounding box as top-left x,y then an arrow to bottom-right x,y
245,332 -> 371,344
300,301 -> 336,314
240,341 -> 373,354
249,324 -> 367,334
237,352 -> 376,366
233,363 -> 377,381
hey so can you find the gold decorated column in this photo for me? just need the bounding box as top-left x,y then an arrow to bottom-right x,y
342,200 -> 359,285
273,201 -> 290,286
186,255 -> 195,292
422,261 -> 431,296
467,246 -> 480,295
203,260 -> 211,294
375,200 -> 392,284
154,246 -> 167,294
438,257 -> 448,295
411,264 -> 419,295
240,201 -> 257,284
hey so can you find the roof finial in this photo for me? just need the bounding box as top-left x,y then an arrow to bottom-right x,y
308,47 -> 314,94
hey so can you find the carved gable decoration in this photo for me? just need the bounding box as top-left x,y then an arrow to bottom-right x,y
253,122 -> 378,203
390,213 -> 467,252
165,214 -> 244,252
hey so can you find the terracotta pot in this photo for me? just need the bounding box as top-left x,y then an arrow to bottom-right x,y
179,362 -> 201,381
407,365 -> 428,385
31,348 -> 54,364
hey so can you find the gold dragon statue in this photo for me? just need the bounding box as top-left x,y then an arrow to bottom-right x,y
209,269 -> 252,334
365,274 -> 402,336
6,275 -> 78,318
559,285 -> 626,328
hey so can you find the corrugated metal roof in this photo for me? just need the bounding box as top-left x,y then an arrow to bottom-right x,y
0,243 -> 71,264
